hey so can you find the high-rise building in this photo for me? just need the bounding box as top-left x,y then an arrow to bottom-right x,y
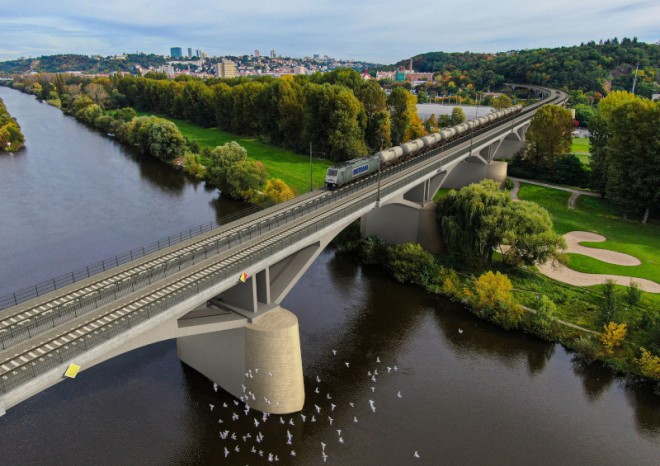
215,60 -> 236,79
188,48 -> 193,58
270,49 -> 276,58
170,47 -> 183,58
254,50 -> 261,57
195,49 -> 202,58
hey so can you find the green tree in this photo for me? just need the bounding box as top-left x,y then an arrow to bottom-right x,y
437,180 -> 511,263
148,120 -> 186,161
451,107 -> 466,124
604,98 -> 659,222
491,94 -> 512,109
598,279 -> 621,326
523,104 -> 573,170
355,79 -> 391,151
387,243 -> 439,287
387,87 -> 424,145
207,142 -> 267,200
501,201 -> 565,266
423,114 -> 438,133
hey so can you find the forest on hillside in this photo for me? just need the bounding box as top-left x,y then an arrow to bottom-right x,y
0,54 -> 167,74
387,38 -> 659,98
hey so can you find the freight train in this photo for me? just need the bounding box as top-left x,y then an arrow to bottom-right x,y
324,104 -> 523,189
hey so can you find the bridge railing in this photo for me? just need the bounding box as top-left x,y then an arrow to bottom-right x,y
0,111 -> 530,351
0,198 -> 295,310
1,87 -> 556,314
0,138 -> 473,392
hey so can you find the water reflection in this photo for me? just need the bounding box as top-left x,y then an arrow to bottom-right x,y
624,379 -> 660,437
571,355 -> 615,401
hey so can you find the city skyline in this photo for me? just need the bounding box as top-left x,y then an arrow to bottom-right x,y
0,0 -> 658,64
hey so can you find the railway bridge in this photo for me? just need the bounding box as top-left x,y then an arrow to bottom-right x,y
0,85 -> 567,416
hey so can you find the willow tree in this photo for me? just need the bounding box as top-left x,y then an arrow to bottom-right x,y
437,179 -> 564,265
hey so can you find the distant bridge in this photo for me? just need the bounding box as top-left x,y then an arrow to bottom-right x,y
0,85 -> 567,416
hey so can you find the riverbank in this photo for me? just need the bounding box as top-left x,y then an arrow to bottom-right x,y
0,96 -> 25,152
333,223 -> 660,386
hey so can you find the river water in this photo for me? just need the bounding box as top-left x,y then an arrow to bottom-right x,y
0,87 -> 657,465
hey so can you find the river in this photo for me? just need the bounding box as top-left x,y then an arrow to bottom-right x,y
0,87 -> 657,465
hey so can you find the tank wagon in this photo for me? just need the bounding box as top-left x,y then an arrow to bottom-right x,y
325,104 -> 522,189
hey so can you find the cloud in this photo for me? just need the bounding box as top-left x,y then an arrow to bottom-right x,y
1,0 -> 658,63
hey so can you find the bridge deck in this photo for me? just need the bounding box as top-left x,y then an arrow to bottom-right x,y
0,86 -> 567,400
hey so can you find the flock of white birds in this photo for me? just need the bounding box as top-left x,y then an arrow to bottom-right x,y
208,350 -> 422,463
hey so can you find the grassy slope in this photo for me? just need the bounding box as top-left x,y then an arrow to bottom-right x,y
517,184 -> 660,284
139,113 -> 333,194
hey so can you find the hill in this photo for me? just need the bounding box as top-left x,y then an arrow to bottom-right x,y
388,38 -> 659,98
0,53 -> 167,75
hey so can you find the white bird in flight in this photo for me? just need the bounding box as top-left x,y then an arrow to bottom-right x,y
224,447 -> 230,458
332,349 -> 337,355
213,383 -> 218,392
209,404 -> 214,411
369,399 -> 376,413
397,391 -> 402,398
376,356 -> 381,363
458,328 -> 463,334
330,403 -> 336,411
414,451 -> 420,458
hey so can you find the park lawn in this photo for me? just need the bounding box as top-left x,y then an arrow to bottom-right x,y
518,183 -> 660,283
571,137 -> 590,154
574,153 -> 590,165
139,113 -> 333,194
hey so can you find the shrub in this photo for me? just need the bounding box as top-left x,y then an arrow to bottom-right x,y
636,348 -> 660,380
600,322 -> 627,355
624,281 -> 642,306
598,279 -> 621,326
570,335 -> 600,360
359,236 -> 388,266
387,243 -> 439,287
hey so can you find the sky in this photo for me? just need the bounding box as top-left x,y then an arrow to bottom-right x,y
0,0 -> 658,64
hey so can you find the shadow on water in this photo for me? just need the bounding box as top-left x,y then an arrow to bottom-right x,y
431,300 -> 556,374
570,355 -> 615,401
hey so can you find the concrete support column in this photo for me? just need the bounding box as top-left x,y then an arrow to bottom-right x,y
245,307 -> 304,414
176,307 -> 304,414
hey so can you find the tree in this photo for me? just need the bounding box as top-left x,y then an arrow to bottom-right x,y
451,107 -> 466,125
423,114 -> 438,133
491,94 -> 512,109
148,120 -> 186,161
437,180 -> 511,263
501,201 -> 565,266
207,142 -> 267,200
598,279 -> 621,326
387,243 -> 439,287
523,104 -> 573,170
636,348 -> 660,379
264,179 -> 295,203
84,82 -> 109,108
604,98 -> 659,222
387,87 -> 425,146
473,271 -> 514,309
600,322 -> 627,355
355,80 -> 391,151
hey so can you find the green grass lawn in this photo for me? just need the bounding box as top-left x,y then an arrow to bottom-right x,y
518,183 -> 660,284
571,137 -> 590,154
139,113 -> 333,194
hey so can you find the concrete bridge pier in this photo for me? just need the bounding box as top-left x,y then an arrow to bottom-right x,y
177,306 -> 304,414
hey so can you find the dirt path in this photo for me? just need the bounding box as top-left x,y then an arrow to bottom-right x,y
537,231 -> 659,293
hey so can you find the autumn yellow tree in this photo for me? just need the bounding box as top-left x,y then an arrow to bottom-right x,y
636,348 -> 660,380
600,322 -> 627,355
474,271 -> 513,309
264,179 -> 295,204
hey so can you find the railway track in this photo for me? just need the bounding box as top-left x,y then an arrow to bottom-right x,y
0,86 -> 568,392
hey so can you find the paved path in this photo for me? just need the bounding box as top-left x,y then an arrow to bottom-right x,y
508,177 -> 599,209
537,231 -> 660,293
510,179 -> 521,201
